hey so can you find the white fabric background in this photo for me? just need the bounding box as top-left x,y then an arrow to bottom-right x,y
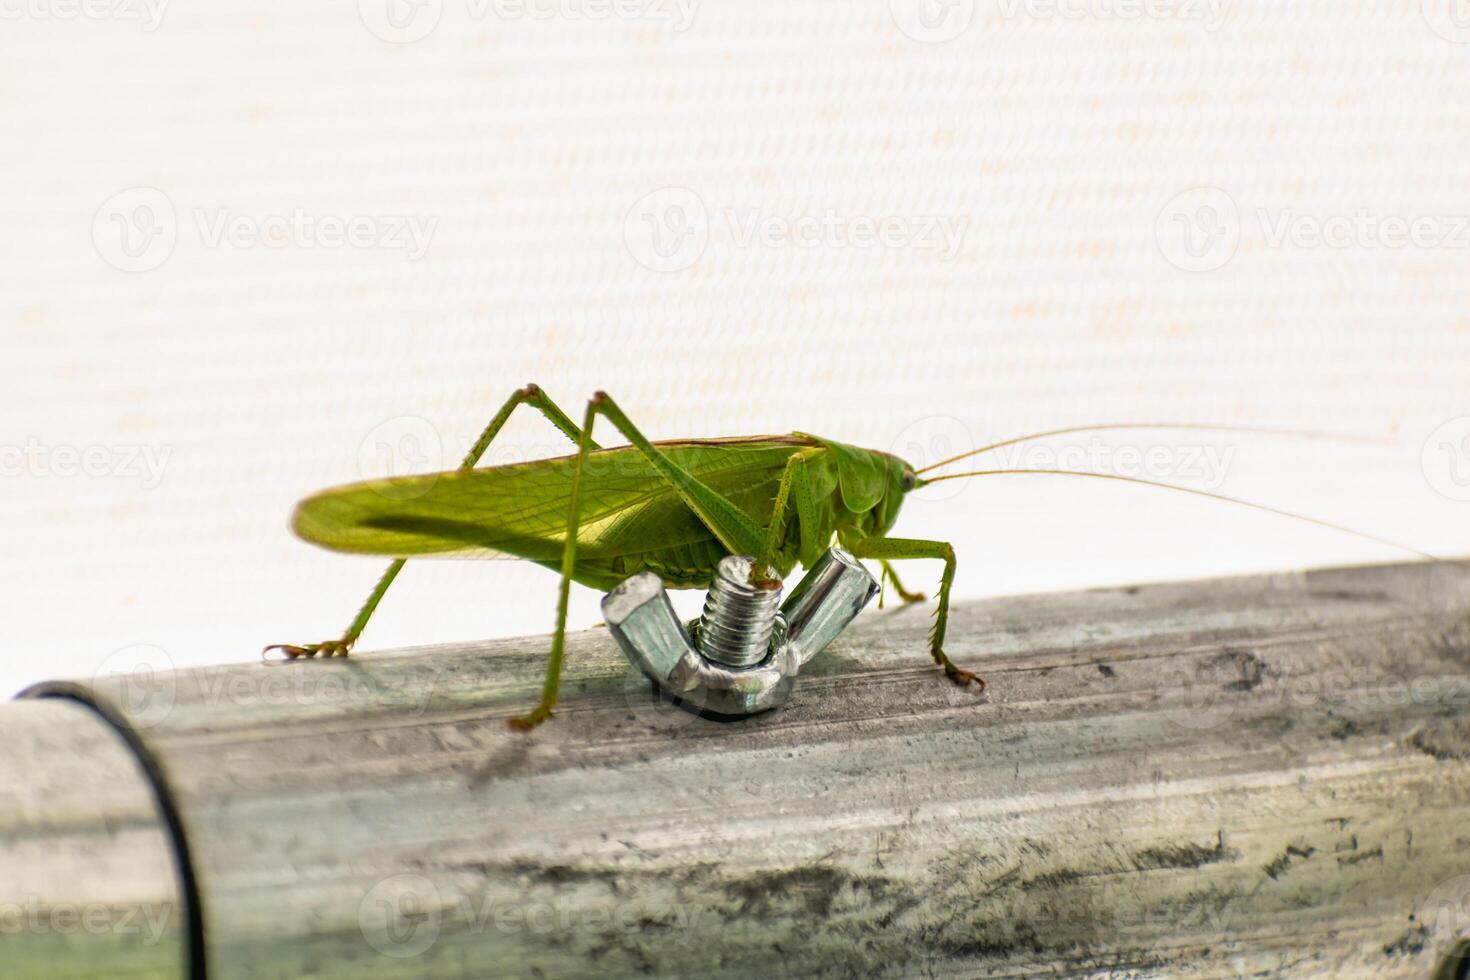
5,0 -> 1470,698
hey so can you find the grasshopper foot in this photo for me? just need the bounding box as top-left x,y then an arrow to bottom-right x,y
879,586 -> 927,610
934,649 -> 986,692
879,562 -> 927,607
262,639 -> 354,661
507,703 -> 554,731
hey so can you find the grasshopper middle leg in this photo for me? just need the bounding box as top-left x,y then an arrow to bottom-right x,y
879,560 -> 927,605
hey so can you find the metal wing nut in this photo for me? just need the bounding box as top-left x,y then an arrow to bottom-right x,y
601,548 -> 878,718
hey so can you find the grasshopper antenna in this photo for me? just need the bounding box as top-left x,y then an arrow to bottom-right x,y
917,467 -> 1438,561
914,423 -> 1392,476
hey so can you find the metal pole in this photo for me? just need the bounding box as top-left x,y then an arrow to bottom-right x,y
9,561 -> 1470,978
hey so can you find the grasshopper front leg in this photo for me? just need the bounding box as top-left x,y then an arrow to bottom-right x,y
265,384 -> 595,661
847,536 -> 984,691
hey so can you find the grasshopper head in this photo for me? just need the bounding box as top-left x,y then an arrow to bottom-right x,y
869,451 -> 918,537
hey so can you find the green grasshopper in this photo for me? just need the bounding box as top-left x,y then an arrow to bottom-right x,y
267,385 -> 1427,729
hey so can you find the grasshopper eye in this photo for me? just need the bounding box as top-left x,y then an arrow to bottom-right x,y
900,469 -> 918,492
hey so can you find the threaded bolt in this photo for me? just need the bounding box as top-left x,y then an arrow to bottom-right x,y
696,556 -> 783,668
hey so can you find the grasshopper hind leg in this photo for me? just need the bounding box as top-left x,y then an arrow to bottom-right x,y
263,384 -> 593,664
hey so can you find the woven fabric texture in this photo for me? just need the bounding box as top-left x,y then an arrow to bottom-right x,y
4,1 -> 1470,694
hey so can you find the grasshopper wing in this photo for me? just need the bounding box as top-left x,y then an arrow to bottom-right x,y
292,439 -> 809,564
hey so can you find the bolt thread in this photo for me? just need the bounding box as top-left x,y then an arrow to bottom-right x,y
697,556 -> 783,668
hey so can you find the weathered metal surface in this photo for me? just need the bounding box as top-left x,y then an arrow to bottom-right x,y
17,561 -> 1470,978
0,699 -> 187,979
